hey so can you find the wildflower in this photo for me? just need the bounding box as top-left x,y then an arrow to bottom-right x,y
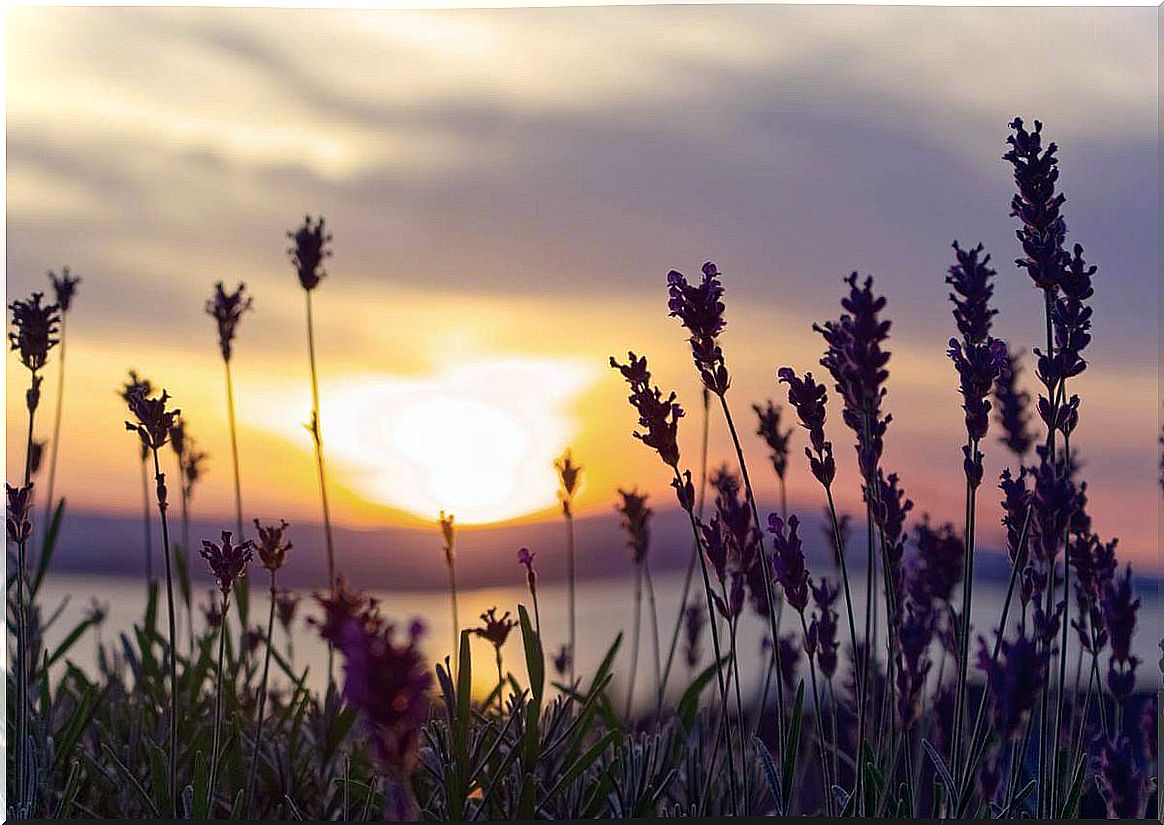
753,400 -> 792,482
49,266 -> 81,314
555,450 -> 584,516
274,589 -> 300,632
767,514 -> 809,613
998,468 -> 1031,564
1102,565 -> 1140,703
895,598 -> 934,727
671,469 -> 695,512
699,513 -> 729,582
517,546 -> 537,593
947,242 -> 998,345
712,571 -> 746,621
200,530 -> 254,597
1029,454 -> 1078,567
813,273 -> 892,483
1068,533 -> 1115,653
778,368 -> 835,487
125,388 -> 181,453
6,482 -> 34,544
552,644 -> 572,677
682,601 -> 705,669
8,291 -> 60,373
1093,733 -> 1149,819
947,337 -> 1008,477
205,281 -> 252,363
976,627 -> 1045,741
253,518 -> 292,573
288,215 -> 332,292
821,508 -> 851,566
328,610 -> 432,774
616,488 -> 651,564
243,627 -> 262,656
993,345 -> 1034,456
1004,117 -> 1068,293
313,577 -> 382,644
809,577 -> 840,679
474,607 -> 517,651
120,369 -> 153,404
776,633 -> 802,693
868,470 -> 912,595
667,262 -> 729,394
610,352 -> 684,469
183,444 -> 209,495
912,518 -> 964,605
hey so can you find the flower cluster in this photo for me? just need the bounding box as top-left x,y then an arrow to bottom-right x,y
201,530 -> 254,596
253,518 -> 292,573
288,215 -> 332,292
6,482 -> 34,545
8,291 -> 60,374
946,241 -> 998,344
976,627 -> 1045,742
1004,118 -> 1068,293
682,601 -> 705,669
1101,565 -> 1140,703
993,344 -> 1034,456
778,368 -> 836,487
807,577 -> 839,679
767,514 -> 808,613
517,546 -> 537,593
125,388 -> 181,455
813,273 -> 892,483
610,352 -> 684,470
1093,733 -> 1150,819
438,511 -> 455,566
49,266 -> 82,314
474,607 -> 517,651
205,281 -> 253,363
274,589 -> 300,631
868,470 -> 913,610
615,488 -> 652,564
667,262 -> 729,394
752,400 -> 793,482
555,450 -> 583,516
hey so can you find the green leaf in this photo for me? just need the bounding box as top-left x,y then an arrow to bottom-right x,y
753,735 -> 783,815
542,728 -> 618,804
192,750 -> 210,820
44,616 -> 98,671
922,738 -> 958,813
677,656 -> 724,731
32,498 -> 66,597
518,604 -> 543,702
781,680 -> 805,807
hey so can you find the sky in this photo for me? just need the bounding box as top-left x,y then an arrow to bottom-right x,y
5,5 -> 1160,565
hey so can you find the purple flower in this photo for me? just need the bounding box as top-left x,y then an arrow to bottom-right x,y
125,388 -> 181,454
274,589 -> 300,631
699,513 -> 729,582
777,632 -> 802,693
712,571 -> 746,621
753,400 -> 793,482
1102,565 -> 1140,703
253,518 -> 292,573
517,546 -> 537,594
778,368 -> 836,487
610,352 -> 684,470
9,291 -> 60,374
767,514 -> 809,613
813,273 -> 892,483
1029,454 -> 1078,567
288,215 -> 331,292
1005,118 -> 1068,293
911,518 -> 964,605
809,577 -> 840,680
205,281 -> 252,363
976,626 -> 1045,741
1093,733 -> 1149,819
667,262 -> 729,394
946,241 -> 997,344
48,266 -> 81,314
998,468 -> 1031,565
474,607 -> 517,650
682,601 -> 705,669
868,470 -> 913,608
329,610 -> 432,774
947,337 -> 1008,451
552,644 -> 572,677
313,577 -> 382,643
895,598 -> 933,728
709,465 -> 757,573
200,530 -> 254,596
993,345 -> 1034,457
615,488 -> 652,564
438,511 -> 455,566
6,482 -> 34,545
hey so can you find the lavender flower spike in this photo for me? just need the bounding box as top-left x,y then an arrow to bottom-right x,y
767,513 -> 809,613
778,368 -> 835,487
610,352 -> 684,470
201,530 -> 254,597
205,281 -> 253,363
288,215 -> 332,292
667,262 -> 729,395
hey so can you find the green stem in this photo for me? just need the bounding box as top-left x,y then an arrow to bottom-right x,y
151,447 -> 180,817
208,592 -> 229,814
565,508 -> 577,687
42,316 -> 66,543
245,573 -> 279,817
625,564 -> 642,721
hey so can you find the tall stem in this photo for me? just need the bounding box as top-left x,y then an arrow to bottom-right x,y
151,448 -> 180,817
643,561 -> 661,706
717,395 -> 786,752
42,315 -> 66,542
304,290 -> 336,587
448,560 -> 460,676
951,436 -> 980,783
625,564 -> 642,721
565,509 -> 577,687
224,360 -> 244,540
246,573 -> 278,817
180,475 -> 194,656
141,453 -> 153,583
674,467 -> 739,815
208,592 -> 229,814
798,613 -> 834,816
14,383 -> 39,813
657,390 -> 710,713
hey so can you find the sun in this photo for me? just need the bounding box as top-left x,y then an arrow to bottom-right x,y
251,357 -> 596,525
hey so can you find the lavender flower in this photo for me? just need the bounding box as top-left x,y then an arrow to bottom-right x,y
868,470 -> 913,607
552,644 -> 572,677
767,514 -> 809,613
616,488 -> 652,564
474,607 -> 517,651
778,368 -> 836,487
49,267 -> 81,314
912,518 -> 964,605
125,389 -> 181,453
438,510 -> 455,566
610,352 -> 685,470
1102,565 -> 1140,703
813,273 -> 892,483
993,345 -> 1034,456
6,482 -> 34,545
777,633 -> 802,693
895,598 -> 934,727
205,281 -> 252,363
946,241 -> 998,344
8,291 -> 60,373
253,518 -> 292,573
1093,733 -> 1149,818
1004,118 -> 1068,293
313,577 -> 382,644
288,215 -> 332,292
201,531 -> 254,597
274,589 -> 300,632
753,400 -> 793,482
809,577 -> 840,679
667,262 -> 729,394
682,601 -> 705,669
976,627 -> 1045,741
712,571 -> 746,621
555,450 -> 584,516
998,468 -> 1031,565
